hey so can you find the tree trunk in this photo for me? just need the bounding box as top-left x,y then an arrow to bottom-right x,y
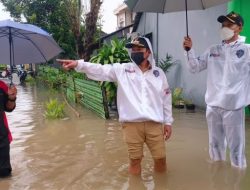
83,0 -> 102,61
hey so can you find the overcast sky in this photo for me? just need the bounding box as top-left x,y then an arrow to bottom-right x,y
0,2 -> 11,20
0,0 -> 124,34
100,0 -> 124,33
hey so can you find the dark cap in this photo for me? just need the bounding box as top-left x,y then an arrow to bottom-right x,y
217,11 -> 244,26
125,37 -> 150,49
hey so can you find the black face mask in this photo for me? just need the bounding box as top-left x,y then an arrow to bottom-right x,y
131,52 -> 145,65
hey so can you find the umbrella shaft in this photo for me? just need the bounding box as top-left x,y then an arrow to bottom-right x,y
185,0 -> 189,37
9,28 -> 12,69
185,0 -> 191,52
8,28 -> 14,85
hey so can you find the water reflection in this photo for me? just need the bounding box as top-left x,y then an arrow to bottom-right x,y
0,84 -> 249,190
208,162 -> 245,190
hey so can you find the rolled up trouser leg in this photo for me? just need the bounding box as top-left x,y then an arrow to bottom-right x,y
223,108 -> 247,169
0,144 -> 12,177
206,106 -> 226,161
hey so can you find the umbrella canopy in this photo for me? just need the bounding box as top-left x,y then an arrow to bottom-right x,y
125,0 -> 230,13
124,0 -> 231,51
0,19 -> 62,66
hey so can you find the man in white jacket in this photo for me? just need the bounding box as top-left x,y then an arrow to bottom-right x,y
57,36 -> 173,175
183,12 -> 248,169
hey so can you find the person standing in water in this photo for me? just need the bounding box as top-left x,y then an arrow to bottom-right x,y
58,36 -> 173,175
183,12 -> 247,169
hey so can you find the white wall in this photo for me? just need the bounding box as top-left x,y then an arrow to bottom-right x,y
136,4 -> 227,108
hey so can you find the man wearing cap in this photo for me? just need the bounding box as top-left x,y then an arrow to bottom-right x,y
57,36 -> 173,175
183,12 -> 248,169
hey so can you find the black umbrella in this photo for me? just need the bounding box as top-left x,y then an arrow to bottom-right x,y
124,0 -> 231,51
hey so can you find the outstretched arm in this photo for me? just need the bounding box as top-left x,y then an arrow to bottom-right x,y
57,59 -> 117,82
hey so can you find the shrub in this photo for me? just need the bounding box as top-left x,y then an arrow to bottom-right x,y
45,98 -> 65,119
157,53 -> 179,73
90,38 -> 130,106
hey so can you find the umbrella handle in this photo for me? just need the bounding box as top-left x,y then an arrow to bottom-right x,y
185,46 -> 191,51
9,74 -> 13,87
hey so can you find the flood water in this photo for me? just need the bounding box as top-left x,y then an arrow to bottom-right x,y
0,83 -> 250,190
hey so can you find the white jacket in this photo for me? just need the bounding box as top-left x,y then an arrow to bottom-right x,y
75,37 -> 173,125
186,36 -> 250,110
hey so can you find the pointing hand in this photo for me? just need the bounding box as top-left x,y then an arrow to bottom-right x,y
56,59 -> 78,70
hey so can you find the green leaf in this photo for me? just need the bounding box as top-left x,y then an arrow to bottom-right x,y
45,98 -> 65,119
109,55 -> 114,63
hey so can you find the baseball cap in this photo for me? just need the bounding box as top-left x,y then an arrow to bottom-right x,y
125,37 -> 150,49
217,11 -> 244,26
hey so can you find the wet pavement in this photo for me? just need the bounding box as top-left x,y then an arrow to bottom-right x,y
0,84 -> 250,190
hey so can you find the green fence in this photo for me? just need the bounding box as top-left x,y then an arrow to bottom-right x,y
64,77 -> 109,119
66,77 -> 76,103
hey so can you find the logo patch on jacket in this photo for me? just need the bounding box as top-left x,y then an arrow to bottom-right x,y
125,69 -> 135,73
153,70 -> 160,77
236,49 -> 244,58
209,53 -> 220,57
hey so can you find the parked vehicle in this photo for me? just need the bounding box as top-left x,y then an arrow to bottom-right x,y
5,65 -> 27,84
17,66 -> 27,83
1,68 -> 10,78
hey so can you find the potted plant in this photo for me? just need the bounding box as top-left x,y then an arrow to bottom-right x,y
172,88 -> 185,109
184,99 -> 196,111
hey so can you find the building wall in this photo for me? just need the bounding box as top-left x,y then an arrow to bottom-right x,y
125,11 -> 132,26
115,3 -> 135,30
117,12 -> 126,29
135,4 -> 227,108
116,10 -> 135,29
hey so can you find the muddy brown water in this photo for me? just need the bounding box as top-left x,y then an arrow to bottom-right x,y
0,84 -> 250,190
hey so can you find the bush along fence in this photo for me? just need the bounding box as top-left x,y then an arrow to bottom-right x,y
38,65 -> 109,119
38,65 -> 67,88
